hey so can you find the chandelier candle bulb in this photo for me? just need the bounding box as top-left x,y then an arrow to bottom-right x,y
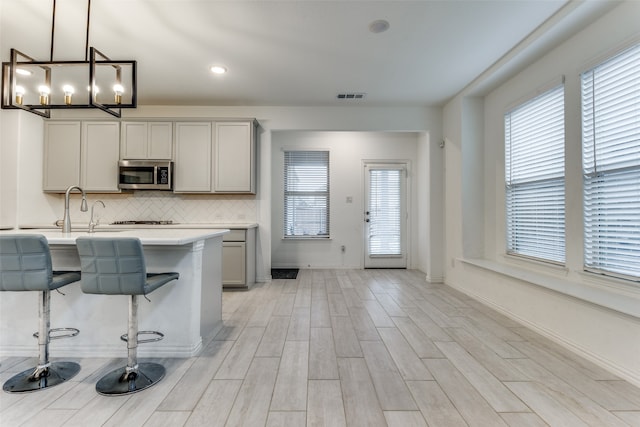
88,85 -> 100,101
38,85 -> 50,105
14,86 -> 24,105
113,84 -> 124,104
63,85 -> 74,105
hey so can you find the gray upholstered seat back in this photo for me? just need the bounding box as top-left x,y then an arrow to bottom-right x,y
76,237 -> 147,295
0,235 -> 54,291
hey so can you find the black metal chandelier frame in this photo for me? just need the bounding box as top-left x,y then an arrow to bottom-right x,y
1,0 -> 137,118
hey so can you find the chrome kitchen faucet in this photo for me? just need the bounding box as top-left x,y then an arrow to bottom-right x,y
88,200 -> 106,233
62,185 -> 88,233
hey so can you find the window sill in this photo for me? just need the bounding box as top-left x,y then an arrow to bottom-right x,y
460,258 -> 640,318
502,252 -> 568,274
282,236 -> 332,241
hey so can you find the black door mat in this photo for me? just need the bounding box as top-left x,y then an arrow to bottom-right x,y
271,269 -> 299,279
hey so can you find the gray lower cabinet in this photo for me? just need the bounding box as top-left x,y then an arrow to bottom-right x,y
222,228 -> 256,290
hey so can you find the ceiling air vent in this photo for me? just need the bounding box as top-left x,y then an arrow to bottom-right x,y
337,92 -> 366,100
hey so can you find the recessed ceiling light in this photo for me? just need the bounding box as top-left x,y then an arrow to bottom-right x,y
210,65 -> 227,75
369,19 -> 390,34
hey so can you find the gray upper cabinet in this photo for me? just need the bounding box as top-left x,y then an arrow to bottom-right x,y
214,121 -> 256,193
173,122 -> 213,192
43,121 -> 81,192
43,118 -> 256,194
174,119 -> 257,194
43,121 -> 120,193
121,121 -> 173,160
81,122 -> 121,192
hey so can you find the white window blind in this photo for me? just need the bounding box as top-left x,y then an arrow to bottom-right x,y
368,168 -> 402,256
582,43 -> 640,281
505,84 -> 566,263
284,151 -> 330,238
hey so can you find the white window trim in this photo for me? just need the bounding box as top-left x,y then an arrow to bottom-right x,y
283,149 -> 331,240
504,83 -> 566,264
581,41 -> 640,282
578,34 -> 640,75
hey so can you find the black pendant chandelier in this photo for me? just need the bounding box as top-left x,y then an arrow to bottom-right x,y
1,0 -> 136,118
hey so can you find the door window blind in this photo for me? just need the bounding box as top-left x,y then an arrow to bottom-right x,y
284,151 -> 330,238
505,84 -> 566,263
582,43 -> 640,281
368,168 -> 402,256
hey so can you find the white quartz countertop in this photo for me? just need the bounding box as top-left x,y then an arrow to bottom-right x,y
18,223 -> 258,230
1,228 -> 229,246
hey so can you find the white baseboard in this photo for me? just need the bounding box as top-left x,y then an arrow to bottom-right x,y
425,274 -> 444,283
270,266 -> 362,270
446,280 -> 640,388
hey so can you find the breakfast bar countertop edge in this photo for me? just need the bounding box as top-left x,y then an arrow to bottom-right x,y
0,228 -> 230,245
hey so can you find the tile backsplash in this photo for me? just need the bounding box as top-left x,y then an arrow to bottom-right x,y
62,191 -> 257,224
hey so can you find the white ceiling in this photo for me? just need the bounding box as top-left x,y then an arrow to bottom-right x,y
0,0 -> 618,107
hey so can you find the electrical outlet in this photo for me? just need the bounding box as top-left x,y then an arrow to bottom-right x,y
341,245 -> 346,253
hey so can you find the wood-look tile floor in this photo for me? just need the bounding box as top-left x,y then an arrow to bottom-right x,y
2,269 -> 639,426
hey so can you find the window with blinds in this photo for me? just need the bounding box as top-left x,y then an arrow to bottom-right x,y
582,43 -> 640,281
284,151 -> 330,238
505,84 -> 566,263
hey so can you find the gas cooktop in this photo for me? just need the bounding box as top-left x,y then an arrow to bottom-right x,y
111,220 -> 175,225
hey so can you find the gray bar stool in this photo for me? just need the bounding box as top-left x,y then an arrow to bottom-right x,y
75,237 -> 178,395
0,234 -> 81,393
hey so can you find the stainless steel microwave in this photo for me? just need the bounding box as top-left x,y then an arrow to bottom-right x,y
118,160 -> 173,190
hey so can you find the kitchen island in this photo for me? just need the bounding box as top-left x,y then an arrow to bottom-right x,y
0,228 -> 228,358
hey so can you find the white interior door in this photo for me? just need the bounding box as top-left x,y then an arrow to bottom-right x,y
364,163 -> 407,268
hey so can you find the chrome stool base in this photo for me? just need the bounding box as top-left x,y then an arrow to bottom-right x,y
3,361 -> 81,393
96,362 -> 165,396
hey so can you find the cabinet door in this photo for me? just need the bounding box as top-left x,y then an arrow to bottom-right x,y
148,122 -> 173,159
174,122 -> 212,192
214,122 -> 254,193
121,122 -> 173,160
120,122 -> 147,159
43,121 -> 81,192
222,242 -> 246,286
81,122 -> 120,192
